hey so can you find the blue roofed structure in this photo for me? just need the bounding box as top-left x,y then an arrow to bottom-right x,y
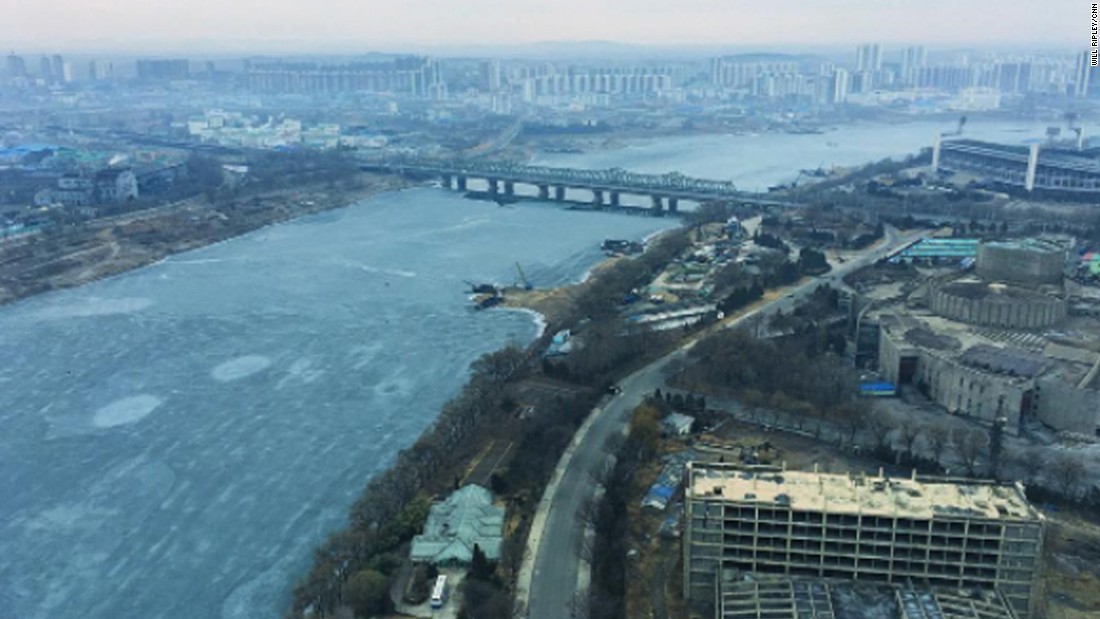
892,238 -> 980,263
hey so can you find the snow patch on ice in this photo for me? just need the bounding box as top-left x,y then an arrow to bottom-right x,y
348,343 -> 384,370
276,358 -> 324,390
92,395 -> 163,428
360,264 -> 417,278
212,356 -> 272,382
36,297 -> 154,320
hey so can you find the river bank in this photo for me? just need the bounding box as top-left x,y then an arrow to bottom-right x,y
285,225 -> 691,619
0,172 -> 410,307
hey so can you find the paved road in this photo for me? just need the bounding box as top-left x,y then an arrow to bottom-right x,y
524,226 -> 919,619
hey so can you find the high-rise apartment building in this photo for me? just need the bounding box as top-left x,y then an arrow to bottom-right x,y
51,55 -> 65,82
829,68 -> 849,104
245,56 -> 445,98
88,60 -> 114,81
683,464 -> 1045,619
900,46 -> 927,85
136,59 -> 190,81
39,56 -> 53,82
1074,50 -> 1100,97
856,44 -> 883,73
710,57 -> 800,88
6,53 -> 27,78
996,62 -> 1032,94
480,59 -> 503,92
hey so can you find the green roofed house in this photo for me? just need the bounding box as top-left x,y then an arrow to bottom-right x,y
410,485 -> 504,566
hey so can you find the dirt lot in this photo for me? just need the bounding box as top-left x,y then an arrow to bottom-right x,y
503,254 -> 631,327
1043,512 -> 1100,619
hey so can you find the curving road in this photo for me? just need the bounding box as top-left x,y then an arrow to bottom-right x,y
521,225 -> 919,619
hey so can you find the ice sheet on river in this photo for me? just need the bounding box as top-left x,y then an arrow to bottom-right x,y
0,188 -> 673,619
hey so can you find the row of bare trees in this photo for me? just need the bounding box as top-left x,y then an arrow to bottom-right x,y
873,413 -> 1090,500
679,319 -> 1096,504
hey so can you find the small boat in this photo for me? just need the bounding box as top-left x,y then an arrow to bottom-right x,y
465,281 -> 500,294
474,293 -> 504,310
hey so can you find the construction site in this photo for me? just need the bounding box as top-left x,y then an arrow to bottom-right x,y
683,463 -> 1044,619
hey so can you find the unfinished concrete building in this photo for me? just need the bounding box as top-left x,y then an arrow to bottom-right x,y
683,464 -> 1045,619
715,577 -> 1018,619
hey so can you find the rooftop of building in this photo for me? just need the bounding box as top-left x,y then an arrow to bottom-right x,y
873,307 -> 1095,386
94,167 -> 132,181
982,238 -> 1065,255
409,484 -> 504,565
688,464 -> 1042,522
940,138 -> 1100,174
936,276 -> 1060,302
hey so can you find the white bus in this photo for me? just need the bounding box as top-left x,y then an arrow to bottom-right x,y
430,575 -> 448,609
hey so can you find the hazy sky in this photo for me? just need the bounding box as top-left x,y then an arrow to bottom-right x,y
3,0 -> 1084,54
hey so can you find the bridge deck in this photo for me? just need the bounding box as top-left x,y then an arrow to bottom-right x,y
363,158 -> 797,206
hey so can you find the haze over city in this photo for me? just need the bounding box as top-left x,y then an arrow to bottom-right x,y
4,3 -> 1100,619
3,0 -> 1086,53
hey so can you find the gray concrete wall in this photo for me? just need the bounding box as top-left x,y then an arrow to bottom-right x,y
1034,376 -> 1100,435
877,329 -> 912,386
977,243 -> 1065,287
928,285 -> 1066,329
915,352 -> 1028,433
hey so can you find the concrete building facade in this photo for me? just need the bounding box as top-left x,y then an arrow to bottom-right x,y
933,139 -> 1100,196
683,464 -> 1045,619
976,240 -> 1066,287
876,316 -> 1047,434
35,169 -> 138,208
927,278 -> 1067,330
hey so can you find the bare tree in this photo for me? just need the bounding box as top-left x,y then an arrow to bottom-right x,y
1046,452 -> 1086,499
896,419 -> 923,460
924,423 -> 951,466
575,496 -> 601,527
603,433 -> 625,456
579,530 -> 595,563
955,428 -> 989,477
835,404 -> 870,448
571,587 -> 591,619
866,411 -> 897,455
589,457 -> 615,488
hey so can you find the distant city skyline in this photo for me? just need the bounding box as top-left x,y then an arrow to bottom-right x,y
2,0 -> 1085,55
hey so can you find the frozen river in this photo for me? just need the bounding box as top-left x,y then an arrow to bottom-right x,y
0,191 -> 673,619
0,117 -> 1056,619
534,118 -> 1062,193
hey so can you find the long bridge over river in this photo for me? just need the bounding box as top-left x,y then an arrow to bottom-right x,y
362,158 -> 798,213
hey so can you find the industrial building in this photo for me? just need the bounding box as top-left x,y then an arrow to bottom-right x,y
683,464 -> 1045,619
34,168 -> 139,208
871,239 -> 1100,436
932,138 -> 1100,196
926,277 -> 1066,330
976,240 -> 1066,287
